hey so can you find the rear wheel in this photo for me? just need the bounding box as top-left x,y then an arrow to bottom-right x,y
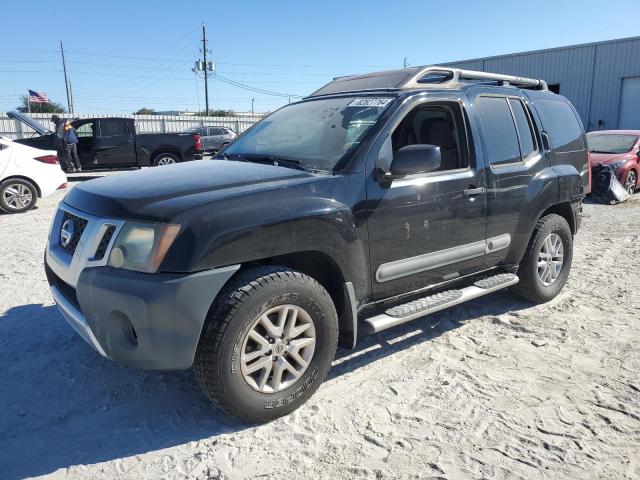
194,266 -> 338,423
624,170 -> 637,195
152,152 -> 179,166
0,179 -> 38,214
510,213 -> 573,303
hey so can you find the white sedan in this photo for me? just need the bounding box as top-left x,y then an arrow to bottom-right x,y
0,136 -> 67,214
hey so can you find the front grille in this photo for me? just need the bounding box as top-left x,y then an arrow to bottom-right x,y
60,211 -> 88,255
94,225 -> 116,260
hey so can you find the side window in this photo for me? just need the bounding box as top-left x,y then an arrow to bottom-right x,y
391,103 -> 468,171
212,127 -> 223,136
535,99 -> 585,152
100,120 -> 129,137
508,98 -> 537,159
75,122 -> 94,138
475,96 -> 521,166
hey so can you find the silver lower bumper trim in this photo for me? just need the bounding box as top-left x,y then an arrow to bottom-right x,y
50,285 -> 108,358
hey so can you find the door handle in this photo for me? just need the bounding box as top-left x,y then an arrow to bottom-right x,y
463,186 -> 486,198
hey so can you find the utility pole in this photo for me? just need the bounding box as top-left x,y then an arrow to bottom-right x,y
202,25 -> 209,116
69,81 -> 74,116
251,98 -> 254,114
403,57 -> 409,69
60,41 -> 72,114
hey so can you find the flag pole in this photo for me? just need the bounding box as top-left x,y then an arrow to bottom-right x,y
27,92 -> 31,114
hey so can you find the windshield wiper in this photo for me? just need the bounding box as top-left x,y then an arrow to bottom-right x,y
242,155 -> 308,171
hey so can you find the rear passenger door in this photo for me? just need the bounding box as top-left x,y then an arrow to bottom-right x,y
466,87 -> 547,268
95,119 -> 136,166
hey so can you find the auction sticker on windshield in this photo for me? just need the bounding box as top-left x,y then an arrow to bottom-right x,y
348,98 -> 393,108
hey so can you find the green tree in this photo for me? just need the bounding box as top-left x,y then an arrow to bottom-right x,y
134,107 -> 156,115
196,109 -> 235,117
17,95 -> 65,114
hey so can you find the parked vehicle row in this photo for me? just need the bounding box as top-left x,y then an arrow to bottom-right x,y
186,125 -> 237,155
44,66 -> 589,422
587,130 -> 640,195
9,111 -> 200,170
0,136 -> 66,213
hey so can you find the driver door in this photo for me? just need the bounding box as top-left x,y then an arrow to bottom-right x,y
366,96 -> 487,300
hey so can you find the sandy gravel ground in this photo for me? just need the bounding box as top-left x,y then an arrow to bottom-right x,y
1,172 -> 639,480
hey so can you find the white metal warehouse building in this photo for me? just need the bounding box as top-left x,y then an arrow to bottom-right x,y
444,36 -> 640,132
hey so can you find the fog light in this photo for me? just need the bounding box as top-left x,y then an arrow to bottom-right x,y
110,246 -> 126,268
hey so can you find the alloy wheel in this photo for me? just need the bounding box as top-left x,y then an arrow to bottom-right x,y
156,156 -> 176,166
625,171 -> 636,195
2,183 -> 33,210
537,233 -> 564,286
240,304 -> 316,393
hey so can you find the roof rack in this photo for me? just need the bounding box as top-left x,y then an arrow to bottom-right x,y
401,66 -> 548,90
307,66 -> 548,98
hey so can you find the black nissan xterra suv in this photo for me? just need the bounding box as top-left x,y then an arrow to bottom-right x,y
44,67 -> 589,422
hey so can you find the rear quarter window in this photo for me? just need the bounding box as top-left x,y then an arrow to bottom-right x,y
535,99 -> 585,152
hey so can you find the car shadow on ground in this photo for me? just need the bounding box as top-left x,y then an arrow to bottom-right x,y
0,292 -> 529,479
65,174 -> 107,182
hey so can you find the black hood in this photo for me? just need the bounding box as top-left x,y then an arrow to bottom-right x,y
64,160 -> 315,222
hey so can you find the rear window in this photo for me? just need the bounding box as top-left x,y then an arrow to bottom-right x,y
476,96 -> 521,166
535,99 -> 585,152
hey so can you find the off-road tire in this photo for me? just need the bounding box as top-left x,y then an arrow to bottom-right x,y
510,213 -> 573,303
193,266 -> 338,423
0,178 -> 38,214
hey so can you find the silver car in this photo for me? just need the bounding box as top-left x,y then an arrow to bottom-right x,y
192,126 -> 237,154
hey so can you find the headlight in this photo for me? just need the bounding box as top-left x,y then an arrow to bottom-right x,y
108,222 -> 181,273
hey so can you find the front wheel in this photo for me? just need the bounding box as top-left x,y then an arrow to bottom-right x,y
624,170 -> 637,195
194,266 -> 338,423
0,179 -> 38,214
510,213 -> 573,304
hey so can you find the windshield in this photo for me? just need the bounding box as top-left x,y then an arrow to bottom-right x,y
587,134 -> 638,154
223,96 -> 394,171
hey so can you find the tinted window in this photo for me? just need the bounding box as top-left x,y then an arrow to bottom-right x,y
508,99 -> 536,158
210,128 -> 222,136
476,96 -> 521,166
391,103 -> 468,171
100,120 -> 128,136
535,99 -> 584,152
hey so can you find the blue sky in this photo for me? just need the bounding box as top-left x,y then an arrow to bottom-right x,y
1,0 -> 638,114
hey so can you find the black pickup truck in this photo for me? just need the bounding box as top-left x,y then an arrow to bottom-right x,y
44,67 -> 588,423
9,111 -> 198,169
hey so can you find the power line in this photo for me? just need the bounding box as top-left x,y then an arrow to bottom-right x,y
0,49 -> 396,69
213,74 -> 302,98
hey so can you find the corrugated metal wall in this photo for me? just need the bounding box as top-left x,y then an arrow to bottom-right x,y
0,113 -> 265,139
444,36 -> 640,131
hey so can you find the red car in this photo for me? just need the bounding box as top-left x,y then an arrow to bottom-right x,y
588,130 -> 640,195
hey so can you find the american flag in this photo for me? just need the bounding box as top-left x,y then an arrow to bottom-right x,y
28,90 -> 49,103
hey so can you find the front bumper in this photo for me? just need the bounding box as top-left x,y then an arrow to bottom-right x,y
45,202 -> 239,369
46,263 -> 239,369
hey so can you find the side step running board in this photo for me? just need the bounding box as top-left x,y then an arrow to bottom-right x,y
364,273 -> 519,333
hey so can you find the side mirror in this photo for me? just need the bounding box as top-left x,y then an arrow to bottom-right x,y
390,144 -> 441,176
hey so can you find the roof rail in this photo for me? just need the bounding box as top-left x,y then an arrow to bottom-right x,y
402,66 -> 548,90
